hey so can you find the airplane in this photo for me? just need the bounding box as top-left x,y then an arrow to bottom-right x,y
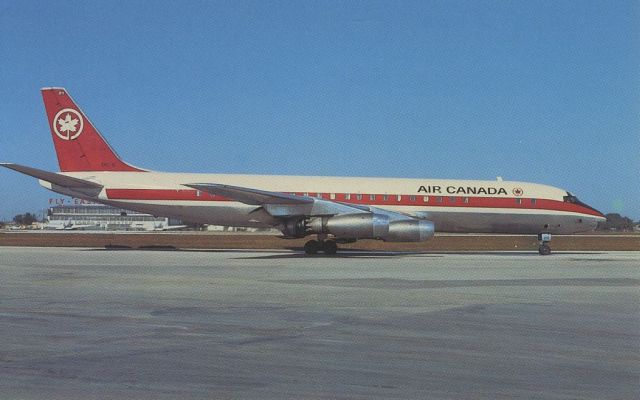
1,88 -> 605,255
46,219 -> 97,231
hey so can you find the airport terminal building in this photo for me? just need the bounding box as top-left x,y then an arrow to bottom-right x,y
43,198 -> 276,233
45,198 -> 183,231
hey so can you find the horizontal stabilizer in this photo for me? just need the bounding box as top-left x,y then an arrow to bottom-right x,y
185,183 -> 314,205
0,163 -> 103,189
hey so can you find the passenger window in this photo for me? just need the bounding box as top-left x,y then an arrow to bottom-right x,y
449,197 -> 456,203
515,198 -> 522,205
383,194 -> 389,201
463,197 -> 469,204
330,193 -> 336,200
423,196 -> 429,202
344,193 -> 351,200
369,194 -> 376,201
356,194 -> 363,200
531,198 -> 537,205
397,195 -> 402,201
436,196 -> 443,203
409,195 -> 416,202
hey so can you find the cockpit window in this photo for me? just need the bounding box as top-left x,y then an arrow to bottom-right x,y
561,191 -> 603,216
563,193 -> 579,203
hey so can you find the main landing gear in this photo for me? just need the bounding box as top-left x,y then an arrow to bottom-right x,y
304,238 -> 338,255
538,232 -> 552,255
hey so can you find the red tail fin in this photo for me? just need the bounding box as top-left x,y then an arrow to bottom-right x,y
41,88 -> 144,172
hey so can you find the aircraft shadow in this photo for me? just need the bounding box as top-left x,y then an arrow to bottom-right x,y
81,247 -> 606,259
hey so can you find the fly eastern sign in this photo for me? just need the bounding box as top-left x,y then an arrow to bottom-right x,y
418,185 -> 509,196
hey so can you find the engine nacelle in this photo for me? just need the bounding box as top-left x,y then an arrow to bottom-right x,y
309,213 -> 389,239
280,217 -> 307,238
383,219 -> 435,242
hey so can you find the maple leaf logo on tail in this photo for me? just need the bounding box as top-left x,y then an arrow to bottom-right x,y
58,113 -> 78,134
52,108 -> 84,140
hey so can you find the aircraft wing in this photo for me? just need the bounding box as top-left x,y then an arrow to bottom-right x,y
185,183 -> 416,221
0,163 -> 103,190
185,183 -> 314,205
352,204 -> 418,222
186,182 -> 359,217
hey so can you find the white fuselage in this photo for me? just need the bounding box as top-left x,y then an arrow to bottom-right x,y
44,171 -> 605,235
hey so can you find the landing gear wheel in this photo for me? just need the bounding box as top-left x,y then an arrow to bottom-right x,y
537,232 -> 552,256
538,244 -> 551,256
304,240 -> 321,255
323,240 -> 338,255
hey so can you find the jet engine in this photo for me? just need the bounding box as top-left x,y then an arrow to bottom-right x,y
282,213 -> 434,242
383,219 -> 435,242
308,213 -> 390,239
280,217 -> 308,238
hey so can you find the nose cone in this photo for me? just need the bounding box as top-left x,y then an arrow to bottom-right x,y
590,207 -> 606,222
582,205 -> 606,232
578,200 -> 606,220
569,199 -> 606,232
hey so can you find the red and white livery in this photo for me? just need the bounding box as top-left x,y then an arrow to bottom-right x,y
2,88 -> 605,254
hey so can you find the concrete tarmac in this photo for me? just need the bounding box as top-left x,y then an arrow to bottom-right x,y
0,247 -> 638,399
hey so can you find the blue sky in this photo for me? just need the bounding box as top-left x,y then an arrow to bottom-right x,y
1,0 -> 638,220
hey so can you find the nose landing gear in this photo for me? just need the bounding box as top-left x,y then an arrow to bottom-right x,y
303,238 -> 338,255
538,232 -> 552,255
